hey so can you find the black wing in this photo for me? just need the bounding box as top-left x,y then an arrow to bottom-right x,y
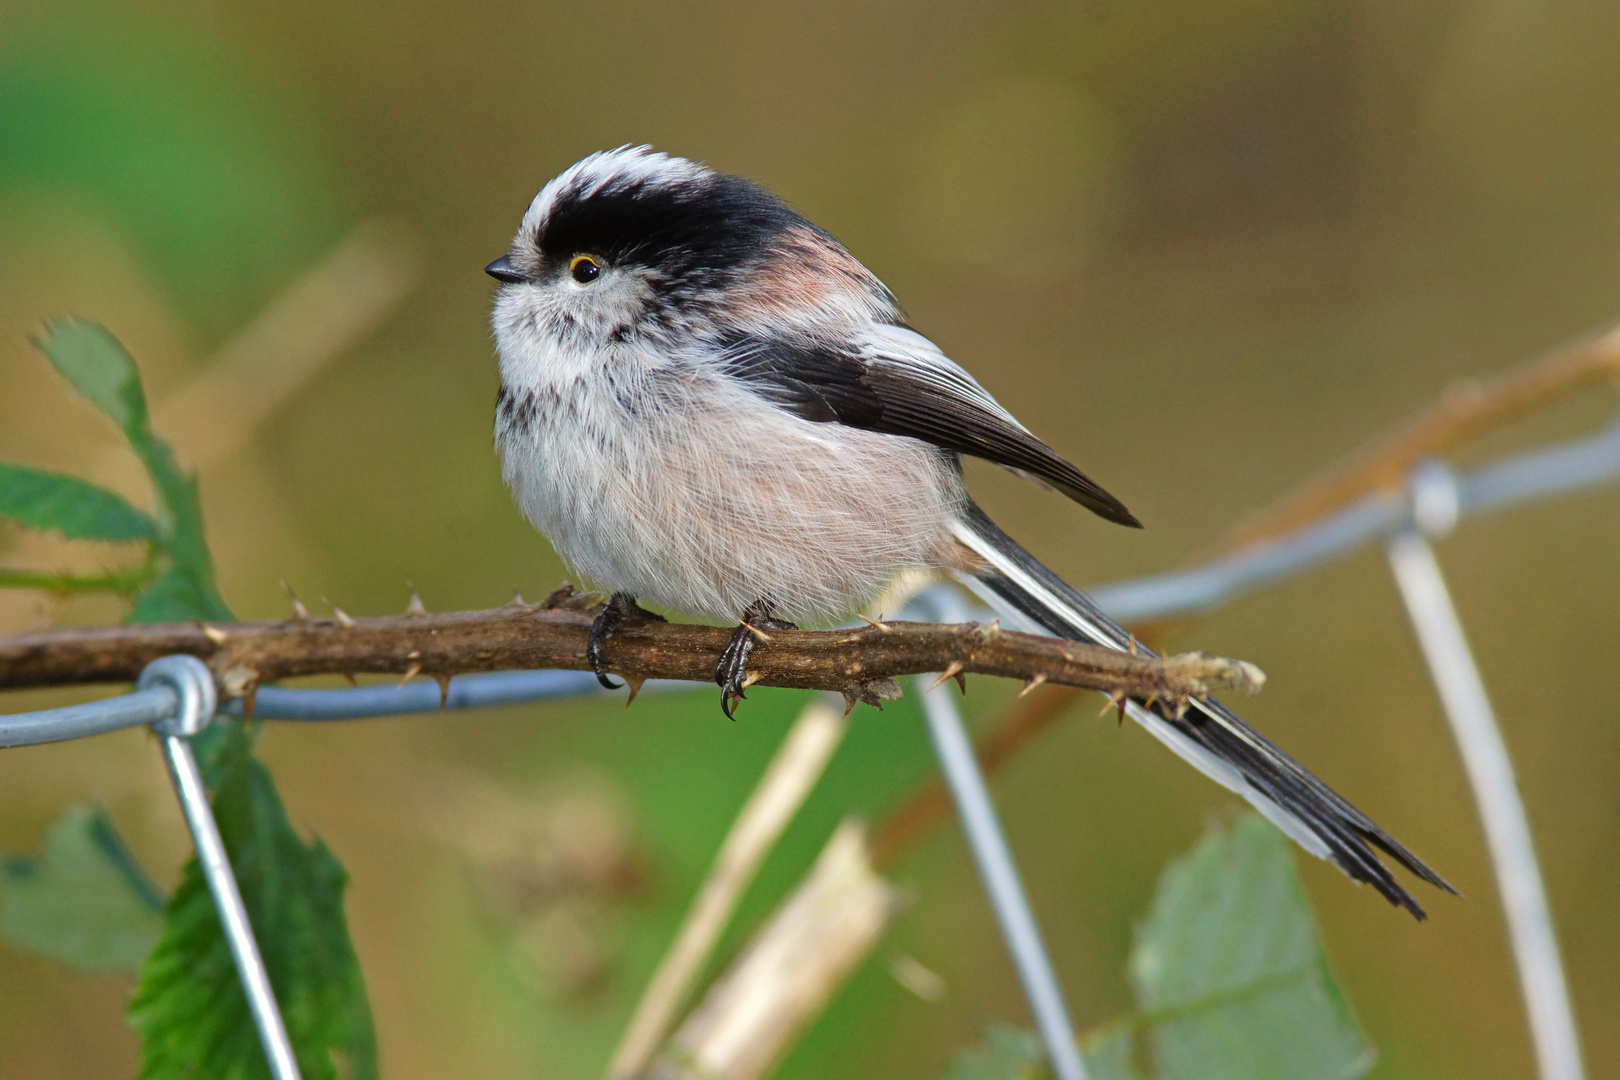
720,324 -> 1141,527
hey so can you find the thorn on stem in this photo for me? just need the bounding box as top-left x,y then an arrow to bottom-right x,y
738,620 -> 771,642
324,597 -> 356,629
199,623 -> 230,645
506,590 -> 527,608
243,687 -> 256,721
404,584 -> 426,617
857,613 -> 892,633
399,662 -> 422,688
924,660 -> 965,693
342,672 -> 358,687
624,676 -> 645,707
436,674 -> 451,710
1019,672 -> 1048,697
282,582 -> 311,621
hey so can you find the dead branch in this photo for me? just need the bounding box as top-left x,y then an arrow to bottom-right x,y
1220,318 -> 1620,549
648,822 -> 900,1080
869,681 -> 1085,868
0,586 -> 1264,708
606,699 -> 849,1080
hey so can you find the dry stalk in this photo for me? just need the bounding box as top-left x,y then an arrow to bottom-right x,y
605,697 -> 850,1080
647,822 -> 901,1080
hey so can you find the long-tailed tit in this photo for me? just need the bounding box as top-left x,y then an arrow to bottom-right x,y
487,147 -> 1452,917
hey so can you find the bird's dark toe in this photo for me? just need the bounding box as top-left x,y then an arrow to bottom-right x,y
715,624 -> 756,718
587,593 -> 666,691
714,603 -> 796,718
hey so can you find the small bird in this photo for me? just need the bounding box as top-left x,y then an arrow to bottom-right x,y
487,147 -> 1453,917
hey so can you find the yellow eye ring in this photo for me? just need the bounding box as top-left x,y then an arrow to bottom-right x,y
569,254 -> 603,284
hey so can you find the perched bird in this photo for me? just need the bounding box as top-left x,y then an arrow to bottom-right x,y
487,146 -> 1453,917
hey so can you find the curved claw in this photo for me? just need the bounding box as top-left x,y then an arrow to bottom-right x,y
587,635 -> 624,690
714,603 -> 796,719
716,623 -> 755,719
588,593 -> 665,692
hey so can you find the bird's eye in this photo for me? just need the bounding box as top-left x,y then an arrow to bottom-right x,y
569,254 -> 603,284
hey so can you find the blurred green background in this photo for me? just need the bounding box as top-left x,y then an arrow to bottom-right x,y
2,0 -> 1618,1077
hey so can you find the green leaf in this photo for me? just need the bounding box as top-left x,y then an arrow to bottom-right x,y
1082,1023 -> 1146,1080
940,1021 -> 1146,1080
128,563 -> 230,624
942,1023 -> 1046,1080
0,804 -> 165,973
0,460 -> 157,542
939,817 -> 1372,1080
124,442 -> 232,622
1129,817 -> 1374,1080
20,321 -> 372,1078
31,321 -> 232,621
33,319 -> 151,438
129,726 -> 378,1080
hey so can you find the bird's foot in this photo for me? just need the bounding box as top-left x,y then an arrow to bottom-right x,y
587,593 -> 666,690
716,601 -> 796,718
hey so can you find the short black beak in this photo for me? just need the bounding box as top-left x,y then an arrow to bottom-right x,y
484,255 -> 532,284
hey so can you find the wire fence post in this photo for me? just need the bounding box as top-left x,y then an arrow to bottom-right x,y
138,656 -> 304,1080
915,670 -> 1089,1080
1386,463 -> 1586,1080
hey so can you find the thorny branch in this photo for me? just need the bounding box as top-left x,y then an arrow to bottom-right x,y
0,585 -> 1264,710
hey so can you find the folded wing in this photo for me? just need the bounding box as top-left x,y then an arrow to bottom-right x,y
719,323 -> 1141,527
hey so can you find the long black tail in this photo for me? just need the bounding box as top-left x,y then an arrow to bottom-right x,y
952,502 -> 1455,919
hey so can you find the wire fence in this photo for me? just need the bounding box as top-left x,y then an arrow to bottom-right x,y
2,409 -> 1616,1080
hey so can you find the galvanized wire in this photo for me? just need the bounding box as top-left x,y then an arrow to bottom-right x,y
1089,411 -> 1620,624
138,656 -> 303,1080
1389,467 -> 1586,1080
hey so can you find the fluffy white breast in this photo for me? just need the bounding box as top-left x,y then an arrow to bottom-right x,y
494,346 -> 967,624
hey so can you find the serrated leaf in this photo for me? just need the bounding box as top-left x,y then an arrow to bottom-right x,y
125,442 -> 231,622
1128,817 -> 1374,1080
0,460 -> 157,542
21,321 -> 373,1078
32,320 -> 232,620
1081,1022 -> 1146,1080
942,1023 -> 1045,1080
129,726 -> 377,1080
940,1021 -> 1146,1080
34,318 -> 150,437
943,818 -> 1372,1080
128,563 -> 227,624
0,804 -> 165,972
